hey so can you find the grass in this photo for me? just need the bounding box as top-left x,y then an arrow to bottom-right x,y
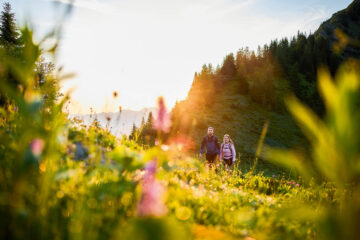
163,156 -> 320,239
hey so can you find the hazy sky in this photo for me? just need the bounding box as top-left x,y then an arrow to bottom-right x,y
6,0 -> 353,113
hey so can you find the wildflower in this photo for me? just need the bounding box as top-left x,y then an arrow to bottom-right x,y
175,206 -> 192,221
160,144 -> 169,151
153,97 -> 171,133
145,159 -> 157,175
244,237 -> 256,240
30,138 -> 44,156
296,184 -> 300,187
177,144 -> 183,151
137,159 -> 167,217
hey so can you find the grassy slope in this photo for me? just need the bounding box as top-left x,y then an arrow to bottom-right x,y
186,79 -> 306,176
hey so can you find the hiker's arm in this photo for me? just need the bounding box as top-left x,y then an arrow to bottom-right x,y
219,144 -> 223,161
200,137 -> 206,156
232,144 -> 236,162
215,137 -> 220,155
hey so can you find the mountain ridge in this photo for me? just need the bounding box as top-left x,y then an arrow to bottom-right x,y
315,0 -> 360,58
70,108 -> 156,136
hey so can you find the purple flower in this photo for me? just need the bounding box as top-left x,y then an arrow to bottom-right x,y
145,158 -> 157,175
153,97 -> 171,133
137,159 -> 167,217
30,138 -> 44,156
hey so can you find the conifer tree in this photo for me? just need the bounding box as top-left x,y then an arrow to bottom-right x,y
140,116 -> 145,128
0,2 -> 21,106
129,123 -> 137,141
220,53 -> 236,77
0,2 -> 20,49
146,112 -> 153,127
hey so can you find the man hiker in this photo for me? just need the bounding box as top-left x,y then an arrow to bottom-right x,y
200,127 -> 220,168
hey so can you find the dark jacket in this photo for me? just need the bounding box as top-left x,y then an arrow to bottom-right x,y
200,135 -> 220,155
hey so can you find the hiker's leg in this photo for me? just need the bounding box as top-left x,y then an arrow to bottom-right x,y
210,161 -> 215,170
228,161 -> 234,173
224,158 -> 232,173
207,154 -> 217,171
214,155 -> 220,173
206,154 -> 213,170
226,162 -> 230,173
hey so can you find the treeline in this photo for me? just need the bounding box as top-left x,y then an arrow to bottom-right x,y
182,47 -> 282,111
128,112 -> 157,147
178,30 -> 347,116
268,32 -> 343,114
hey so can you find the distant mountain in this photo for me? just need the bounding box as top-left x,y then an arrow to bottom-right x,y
69,108 -> 156,137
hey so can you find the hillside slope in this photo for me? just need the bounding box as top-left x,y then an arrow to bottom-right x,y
172,79 -> 304,160
170,1 -> 360,161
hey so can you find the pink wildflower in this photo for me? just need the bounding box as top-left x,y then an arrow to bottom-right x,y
296,184 -> 300,188
30,138 -> 44,156
145,159 -> 157,175
153,97 -> 171,133
137,159 -> 167,217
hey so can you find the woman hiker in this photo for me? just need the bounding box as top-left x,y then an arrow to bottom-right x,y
219,134 -> 236,173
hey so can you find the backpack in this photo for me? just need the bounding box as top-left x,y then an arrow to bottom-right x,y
221,142 -> 233,156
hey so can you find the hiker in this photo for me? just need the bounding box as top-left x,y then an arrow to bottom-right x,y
200,127 -> 220,168
220,134 -> 236,172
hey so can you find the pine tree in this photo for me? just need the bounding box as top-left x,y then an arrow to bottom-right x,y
0,2 -> 21,106
220,53 -> 237,77
140,116 -> 145,128
146,112 -> 153,127
0,2 -> 20,49
129,123 -> 137,141
138,112 -> 156,146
